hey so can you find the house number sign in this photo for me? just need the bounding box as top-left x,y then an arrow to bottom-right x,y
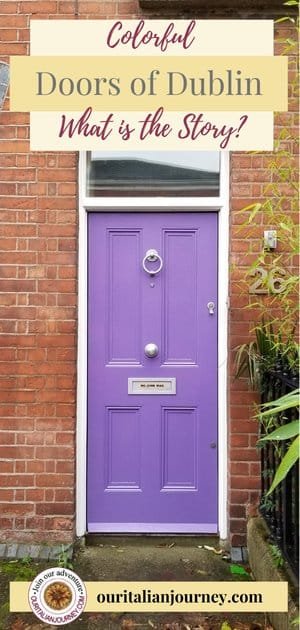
249,266 -> 286,294
128,378 -> 176,395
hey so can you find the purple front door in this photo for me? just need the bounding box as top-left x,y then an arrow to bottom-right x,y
87,212 -> 218,533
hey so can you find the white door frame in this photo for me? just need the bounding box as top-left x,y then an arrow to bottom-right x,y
76,151 -> 229,540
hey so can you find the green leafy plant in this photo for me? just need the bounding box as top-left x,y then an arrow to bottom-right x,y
276,0 -> 299,52
234,200 -> 299,350
269,544 -> 284,568
0,601 -> 9,629
234,321 -> 297,389
259,494 -> 274,512
235,322 -> 276,388
258,389 -> 299,494
57,544 -> 73,570
0,557 -> 36,581
291,615 -> 300,626
229,564 -> 250,580
232,0 -> 299,580
234,12 -> 299,346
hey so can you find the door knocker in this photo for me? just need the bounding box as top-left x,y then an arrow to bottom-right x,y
142,249 -> 163,276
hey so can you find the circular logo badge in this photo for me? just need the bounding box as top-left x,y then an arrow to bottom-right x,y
28,567 -> 86,626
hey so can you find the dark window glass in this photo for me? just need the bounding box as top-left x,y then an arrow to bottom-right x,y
86,151 -> 220,196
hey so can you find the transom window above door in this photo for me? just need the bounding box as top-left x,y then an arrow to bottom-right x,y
86,151 -> 220,197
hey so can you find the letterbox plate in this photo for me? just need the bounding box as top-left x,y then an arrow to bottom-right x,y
128,377 -> 176,395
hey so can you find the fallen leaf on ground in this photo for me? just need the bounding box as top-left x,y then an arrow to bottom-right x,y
196,569 -> 207,575
181,558 -> 191,564
203,545 -> 223,555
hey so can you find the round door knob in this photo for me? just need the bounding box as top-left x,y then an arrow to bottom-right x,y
144,343 -> 159,358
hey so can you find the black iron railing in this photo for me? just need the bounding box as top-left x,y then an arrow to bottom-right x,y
259,365 -> 299,576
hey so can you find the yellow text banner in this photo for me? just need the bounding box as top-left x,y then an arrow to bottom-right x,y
11,581 -> 288,613
10,56 -> 288,112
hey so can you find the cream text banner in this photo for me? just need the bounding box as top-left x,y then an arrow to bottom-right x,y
30,20 -> 274,56
30,110 -> 273,151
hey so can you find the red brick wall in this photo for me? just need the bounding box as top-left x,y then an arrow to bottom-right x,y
229,24 -> 298,546
0,0 -> 79,543
0,0 -> 298,545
